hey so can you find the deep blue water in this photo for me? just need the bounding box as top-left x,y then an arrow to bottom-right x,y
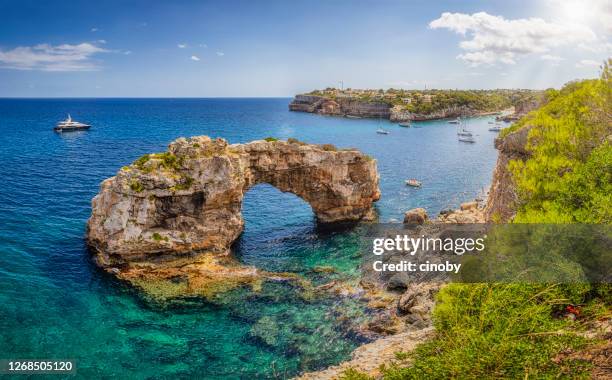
0,98 -> 499,378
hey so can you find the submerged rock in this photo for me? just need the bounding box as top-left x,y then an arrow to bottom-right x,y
87,136 -> 380,298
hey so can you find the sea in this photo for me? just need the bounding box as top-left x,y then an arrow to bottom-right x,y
0,98 -> 499,378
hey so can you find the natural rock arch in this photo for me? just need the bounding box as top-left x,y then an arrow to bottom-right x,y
87,136 -> 380,297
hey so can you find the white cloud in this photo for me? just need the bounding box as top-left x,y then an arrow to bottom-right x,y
199,43 -> 208,48
178,43 -> 187,49
540,54 -> 564,66
575,59 -> 601,68
429,12 -> 597,66
540,54 -> 564,62
0,42 -> 109,71
97,39 -> 107,44
91,27 -> 98,32
546,0 -> 612,34
216,51 -> 224,56
190,55 -> 200,61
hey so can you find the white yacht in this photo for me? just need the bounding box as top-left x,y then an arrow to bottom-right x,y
458,135 -> 476,143
376,129 -> 390,135
54,114 -> 91,132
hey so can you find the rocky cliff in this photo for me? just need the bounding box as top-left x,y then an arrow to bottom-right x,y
87,136 -> 380,298
484,125 -> 532,222
289,95 -> 390,118
289,95 -> 482,121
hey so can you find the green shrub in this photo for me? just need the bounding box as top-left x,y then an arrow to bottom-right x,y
382,283 -> 593,379
134,154 -> 150,170
151,232 -> 168,242
172,176 -> 194,191
264,137 -> 278,142
129,180 -> 144,193
321,143 -> 337,151
157,152 -> 182,171
338,368 -> 373,380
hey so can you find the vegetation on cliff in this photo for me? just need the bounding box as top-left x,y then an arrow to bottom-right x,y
342,60 -> 611,379
506,60 -> 611,223
306,88 -> 539,115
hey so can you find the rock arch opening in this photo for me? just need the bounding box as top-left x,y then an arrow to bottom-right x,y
87,136 -> 380,297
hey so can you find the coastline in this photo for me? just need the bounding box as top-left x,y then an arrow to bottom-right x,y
288,94 -> 514,122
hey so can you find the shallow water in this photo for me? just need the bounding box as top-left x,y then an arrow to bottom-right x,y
0,98 -> 499,378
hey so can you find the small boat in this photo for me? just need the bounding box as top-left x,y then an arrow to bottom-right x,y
488,121 -> 494,124
458,135 -> 476,143
405,179 -> 422,187
54,114 -> 91,132
346,115 -> 362,119
398,121 -> 411,127
457,128 -> 473,137
448,118 -> 460,124
488,125 -> 503,132
376,129 -> 390,135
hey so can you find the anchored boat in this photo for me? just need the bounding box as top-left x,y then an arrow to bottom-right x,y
376,129 -> 390,135
405,178 -> 422,187
398,121 -> 411,127
458,135 -> 476,143
54,114 -> 91,132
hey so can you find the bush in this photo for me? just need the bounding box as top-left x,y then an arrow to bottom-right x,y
338,368 -> 373,380
321,143 -> 337,151
157,152 -> 182,171
151,232 -> 168,242
134,154 -> 150,170
382,283 -> 593,379
129,180 -> 144,193
264,137 -> 278,142
172,176 -> 194,191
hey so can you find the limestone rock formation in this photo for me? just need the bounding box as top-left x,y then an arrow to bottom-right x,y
289,95 -> 391,118
87,136 -> 380,298
289,95 -> 484,122
484,125 -> 533,222
403,208 -> 428,225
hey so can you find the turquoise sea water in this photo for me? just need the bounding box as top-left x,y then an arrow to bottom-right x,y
0,99 -> 499,378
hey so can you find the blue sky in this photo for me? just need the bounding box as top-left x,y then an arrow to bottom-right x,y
0,0 -> 610,97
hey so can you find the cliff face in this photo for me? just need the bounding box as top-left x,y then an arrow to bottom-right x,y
290,95 -> 480,121
289,95 -> 390,118
87,136 -> 380,298
484,126 -> 532,222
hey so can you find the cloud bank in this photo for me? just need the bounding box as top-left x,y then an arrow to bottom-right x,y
429,12 -> 597,66
0,43 -> 108,71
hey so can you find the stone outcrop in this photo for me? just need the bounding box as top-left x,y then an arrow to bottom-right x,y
484,125 -> 533,222
390,104 -> 477,122
403,208 -> 428,225
289,95 -> 390,118
289,95 -> 486,122
87,136 -> 380,298
297,328 -> 434,380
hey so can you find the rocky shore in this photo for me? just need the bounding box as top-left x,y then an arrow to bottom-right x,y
289,94 -> 494,122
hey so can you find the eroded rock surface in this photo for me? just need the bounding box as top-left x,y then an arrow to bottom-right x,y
87,136 -> 380,298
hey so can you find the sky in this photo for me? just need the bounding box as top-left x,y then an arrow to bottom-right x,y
0,0 -> 610,97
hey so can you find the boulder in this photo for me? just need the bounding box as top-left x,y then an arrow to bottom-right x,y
460,201 -> 478,211
403,208 -> 428,225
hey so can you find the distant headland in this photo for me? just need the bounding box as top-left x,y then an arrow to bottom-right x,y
289,88 -> 543,122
